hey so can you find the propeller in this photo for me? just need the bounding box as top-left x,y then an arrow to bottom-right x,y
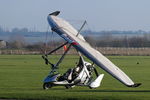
93,67 -> 99,77
91,62 -> 99,77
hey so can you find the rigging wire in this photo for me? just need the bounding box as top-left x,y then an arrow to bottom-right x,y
44,24 -> 50,55
41,24 -> 50,55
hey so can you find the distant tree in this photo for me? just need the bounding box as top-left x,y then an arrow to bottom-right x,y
0,26 -> 4,33
20,28 -> 28,33
25,42 -> 45,51
11,27 -> 29,33
12,28 -> 20,33
8,34 -> 26,49
84,35 -> 96,46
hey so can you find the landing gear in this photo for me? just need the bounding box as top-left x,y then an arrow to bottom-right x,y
65,85 -> 71,89
65,85 -> 75,89
43,83 -> 53,90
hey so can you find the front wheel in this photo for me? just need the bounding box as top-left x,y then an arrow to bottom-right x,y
43,83 -> 53,90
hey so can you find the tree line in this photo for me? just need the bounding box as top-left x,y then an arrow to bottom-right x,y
85,34 -> 150,47
0,26 -> 150,49
5,34 -> 150,50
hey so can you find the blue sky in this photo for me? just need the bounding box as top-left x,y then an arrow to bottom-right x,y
0,0 -> 150,31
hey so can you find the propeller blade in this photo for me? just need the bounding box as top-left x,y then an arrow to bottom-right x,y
94,68 -> 99,77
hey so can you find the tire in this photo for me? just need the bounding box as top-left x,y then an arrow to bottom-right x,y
65,85 -> 71,89
43,83 -> 53,90
65,85 -> 75,89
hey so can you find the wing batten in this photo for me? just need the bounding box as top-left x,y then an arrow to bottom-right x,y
47,13 -> 139,87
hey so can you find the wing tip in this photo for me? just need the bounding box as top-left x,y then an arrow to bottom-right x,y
49,11 -> 60,16
127,83 -> 142,88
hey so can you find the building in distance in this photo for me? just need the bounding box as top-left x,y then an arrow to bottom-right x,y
0,40 -> 6,48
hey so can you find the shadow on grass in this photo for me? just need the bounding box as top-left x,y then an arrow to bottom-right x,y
69,89 -> 150,93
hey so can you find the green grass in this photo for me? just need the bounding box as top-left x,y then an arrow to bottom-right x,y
0,55 -> 150,100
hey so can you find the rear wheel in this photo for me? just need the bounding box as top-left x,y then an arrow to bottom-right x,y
65,85 -> 71,89
65,85 -> 75,89
43,83 -> 53,90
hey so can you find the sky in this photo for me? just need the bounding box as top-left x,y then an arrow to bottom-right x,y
1,0 -> 150,31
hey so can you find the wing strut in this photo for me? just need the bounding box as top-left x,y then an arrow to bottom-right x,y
76,20 -> 87,37
46,42 -> 68,55
55,44 -> 72,68
42,42 -> 68,67
42,42 -> 72,69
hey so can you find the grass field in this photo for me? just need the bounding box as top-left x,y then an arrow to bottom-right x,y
0,55 -> 150,100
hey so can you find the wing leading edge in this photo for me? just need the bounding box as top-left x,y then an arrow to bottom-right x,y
47,11 -> 141,87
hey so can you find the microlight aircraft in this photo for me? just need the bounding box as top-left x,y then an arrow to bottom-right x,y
42,11 -> 141,89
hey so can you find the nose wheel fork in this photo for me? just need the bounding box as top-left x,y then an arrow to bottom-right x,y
43,83 -> 53,90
